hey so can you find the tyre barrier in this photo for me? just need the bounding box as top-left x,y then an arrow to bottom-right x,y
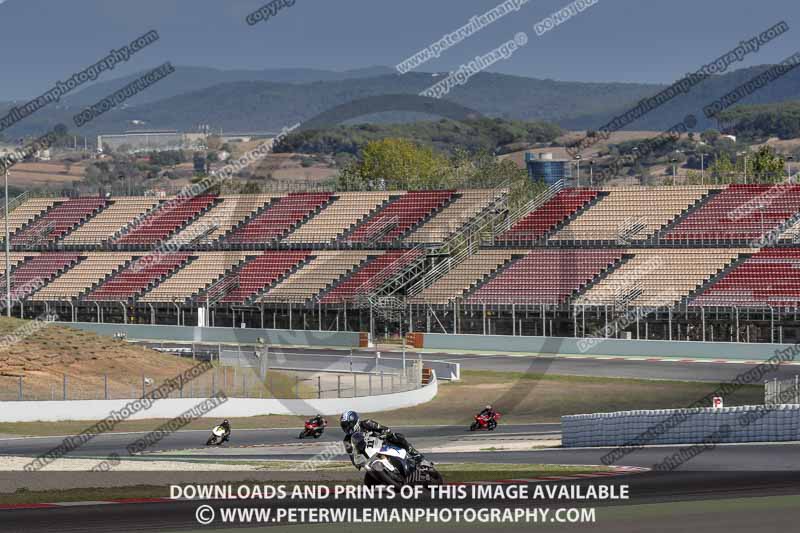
562,404 -> 800,448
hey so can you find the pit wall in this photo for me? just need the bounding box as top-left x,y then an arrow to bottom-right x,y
413,333 -> 797,361
561,404 -> 800,448
0,375 -> 438,422
66,323 -> 360,348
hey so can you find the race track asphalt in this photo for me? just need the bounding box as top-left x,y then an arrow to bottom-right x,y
2,345 -> 800,531
209,346 -> 800,383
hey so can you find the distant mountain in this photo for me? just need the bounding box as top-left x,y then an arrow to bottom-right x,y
3,64 -> 800,139
558,64 -> 800,134
62,65 -> 396,107
1,71 -> 660,136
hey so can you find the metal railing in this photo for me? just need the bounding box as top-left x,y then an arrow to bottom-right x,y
407,189 -> 510,296
495,179 -> 565,236
345,215 -> 398,247
0,357 -> 426,401
765,376 -> 800,405
204,274 -> 239,306
217,347 -> 426,398
362,187 -> 512,303
407,183 -> 560,297
0,190 -> 30,220
353,245 -> 427,305
616,216 -> 648,245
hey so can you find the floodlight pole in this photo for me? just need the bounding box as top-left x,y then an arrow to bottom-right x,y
4,168 -> 10,317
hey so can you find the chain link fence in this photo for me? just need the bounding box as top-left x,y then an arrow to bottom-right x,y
0,352 -> 425,401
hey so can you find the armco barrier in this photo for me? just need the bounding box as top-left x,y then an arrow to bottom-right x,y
65,323 -> 360,348
562,404 -> 800,448
417,333 -> 796,361
0,373 -> 438,422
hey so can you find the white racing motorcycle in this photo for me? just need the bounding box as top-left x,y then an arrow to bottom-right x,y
349,431 -> 443,488
206,425 -> 230,446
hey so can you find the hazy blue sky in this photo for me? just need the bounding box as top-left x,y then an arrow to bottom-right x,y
0,0 -> 798,99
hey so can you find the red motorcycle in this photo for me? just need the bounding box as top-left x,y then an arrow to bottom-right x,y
470,412 -> 501,431
299,418 -> 327,439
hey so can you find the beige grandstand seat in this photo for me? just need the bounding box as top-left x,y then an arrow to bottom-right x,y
552,186 -> 710,242
260,251 -> 377,303
62,197 -> 160,245
407,189 -> 506,244
171,195 -> 273,244
284,192 -> 391,244
778,219 -> 800,244
5,198 -> 62,235
409,249 -> 523,305
139,252 -> 251,303
30,253 -> 133,301
1,253 -> 39,277
576,248 -> 747,308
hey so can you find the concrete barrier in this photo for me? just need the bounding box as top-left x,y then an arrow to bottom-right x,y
562,404 -> 800,448
0,374 -> 438,422
65,323 -> 360,348
417,332 -> 796,361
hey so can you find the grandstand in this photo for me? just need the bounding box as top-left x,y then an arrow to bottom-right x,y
1,184 -> 798,344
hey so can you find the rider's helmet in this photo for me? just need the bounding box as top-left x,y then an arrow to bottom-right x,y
340,410 -> 359,434
485,405 -> 492,411
222,419 -> 229,425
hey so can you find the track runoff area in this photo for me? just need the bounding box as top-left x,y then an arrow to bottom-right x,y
2,343 -> 800,532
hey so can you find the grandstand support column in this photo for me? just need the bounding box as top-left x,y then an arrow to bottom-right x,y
147,303 -> 155,325
94,302 -> 101,323
408,302 -> 413,333
581,305 -> 586,337
604,305 -> 608,338
260,305 -> 264,329
636,308 -> 640,339
343,301 -> 348,332
173,303 -> 181,326
572,306 -> 577,337
735,307 -> 740,342
482,303 -> 486,335
318,301 -> 322,331
542,304 -> 546,336
702,307 -> 706,342
452,300 -> 458,335
118,301 -> 127,324
3,168 -> 9,318
668,309 -> 672,341
289,304 -> 293,329
426,307 -> 431,333
512,304 -> 516,336
770,307 -> 775,343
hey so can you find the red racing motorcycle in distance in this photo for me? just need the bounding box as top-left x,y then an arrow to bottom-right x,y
469,412 -> 501,431
299,418 -> 327,439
